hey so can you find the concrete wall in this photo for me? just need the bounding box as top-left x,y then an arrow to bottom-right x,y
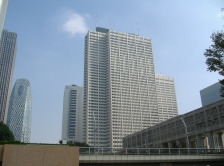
1,144 -> 79,166
0,145 -> 4,162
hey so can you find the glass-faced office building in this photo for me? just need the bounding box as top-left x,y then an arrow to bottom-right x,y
7,79 -> 32,143
61,85 -> 84,143
0,30 -> 17,122
83,27 -> 159,149
200,82 -> 224,106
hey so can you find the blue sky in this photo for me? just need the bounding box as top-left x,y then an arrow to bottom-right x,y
4,0 -> 224,143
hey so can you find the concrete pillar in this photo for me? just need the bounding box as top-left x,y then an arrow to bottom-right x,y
218,133 -> 223,148
176,140 -> 181,148
207,132 -> 215,149
196,135 -> 204,148
185,137 -> 191,148
204,137 -> 209,148
168,142 -> 172,148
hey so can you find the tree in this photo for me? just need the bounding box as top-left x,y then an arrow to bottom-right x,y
204,30 -> 224,97
0,122 -> 14,141
68,141 -> 90,147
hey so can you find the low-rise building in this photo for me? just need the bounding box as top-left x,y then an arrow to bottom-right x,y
123,100 -> 224,149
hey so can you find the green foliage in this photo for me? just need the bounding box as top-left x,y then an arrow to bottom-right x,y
0,122 -> 14,141
204,31 -> 224,75
204,30 -> 224,97
68,141 -> 90,147
0,140 -> 25,145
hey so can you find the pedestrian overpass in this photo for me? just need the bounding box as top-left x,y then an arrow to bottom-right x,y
79,147 -> 224,166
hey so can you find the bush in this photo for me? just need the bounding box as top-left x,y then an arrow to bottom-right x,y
0,122 -> 14,141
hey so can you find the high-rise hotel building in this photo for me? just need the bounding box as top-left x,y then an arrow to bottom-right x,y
62,85 -> 84,143
7,79 -> 32,143
155,74 -> 178,122
0,30 -> 17,122
83,27 -> 159,148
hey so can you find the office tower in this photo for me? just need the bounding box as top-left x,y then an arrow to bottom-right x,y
62,85 -> 84,143
0,30 -> 17,122
200,82 -> 224,106
155,74 -> 178,122
83,27 -> 159,148
0,0 -> 8,39
7,79 -> 32,143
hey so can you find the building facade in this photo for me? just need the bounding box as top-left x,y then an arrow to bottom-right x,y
7,79 -> 32,143
0,0 -> 8,39
62,85 -> 84,143
155,74 -> 178,122
123,99 -> 224,149
200,82 -> 224,107
0,30 -> 17,122
83,27 -> 159,149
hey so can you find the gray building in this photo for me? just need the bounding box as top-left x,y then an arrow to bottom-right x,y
200,82 -> 223,107
62,85 -> 83,143
0,0 -> 8,39
83,27 -> 159,149
7,79 -> 32,143
123,99 -> 224,149
0,30 -> 17,122
155,74 -> 178,122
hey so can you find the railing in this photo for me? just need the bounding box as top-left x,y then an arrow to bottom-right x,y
80,147 -> 224,155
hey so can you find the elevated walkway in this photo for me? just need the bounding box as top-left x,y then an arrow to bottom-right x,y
79,147 -> 224,164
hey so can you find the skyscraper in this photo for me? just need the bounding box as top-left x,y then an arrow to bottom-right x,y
0,0 -> 8,39
7,79 -> 32,143
155,74 -> 178,122
200,82 -> 224,106
83,27 -> 159,148
62,85 -> 84,143
0,30 -> 17,122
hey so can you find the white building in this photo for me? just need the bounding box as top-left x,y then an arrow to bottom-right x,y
7,79 -> 32,143
61,85 -> 84,143
155,74 -> 178,122
83,27 -> 159,149
0,30 -> 17,122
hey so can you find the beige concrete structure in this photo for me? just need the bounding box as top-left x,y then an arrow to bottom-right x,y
0,144 -> 79,166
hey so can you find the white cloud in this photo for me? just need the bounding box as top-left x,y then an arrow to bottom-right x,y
62,11 -> 88,36
217,12 -> 224,19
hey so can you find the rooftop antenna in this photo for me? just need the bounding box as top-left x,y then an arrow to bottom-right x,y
137,22 -> 139,35
95,14 -> 98,29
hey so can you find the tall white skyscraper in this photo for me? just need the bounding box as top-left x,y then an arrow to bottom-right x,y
83,27 -> 159,148
62,85 -> 84,143
7,79 -> 32,143
0,0 -> 8,39
0,30 -> 17,122
155,74 -> 178,122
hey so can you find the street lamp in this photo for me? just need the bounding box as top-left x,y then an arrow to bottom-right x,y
180,117 -> 190,148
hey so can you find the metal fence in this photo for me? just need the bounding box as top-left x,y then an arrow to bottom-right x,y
79,147 -> 224,155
